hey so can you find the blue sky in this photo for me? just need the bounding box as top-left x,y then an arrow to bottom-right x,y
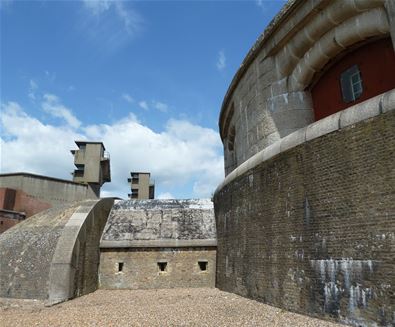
1,0 -> 285,199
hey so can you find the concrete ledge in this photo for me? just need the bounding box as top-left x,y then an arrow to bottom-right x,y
306,112 -> 341,141
340,93 -> 383,128
215,88 -> 395,196
100,239 -> 218,249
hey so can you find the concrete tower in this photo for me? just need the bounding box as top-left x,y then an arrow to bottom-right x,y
128,172 -> 154,199
71,141 -> 111,196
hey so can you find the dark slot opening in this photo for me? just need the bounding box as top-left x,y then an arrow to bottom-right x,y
198,261 -> 208,271
118,262 -> 124,272
158,262 -> 167,272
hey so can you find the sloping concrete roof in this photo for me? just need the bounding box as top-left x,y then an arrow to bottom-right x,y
100,199 -> 216,248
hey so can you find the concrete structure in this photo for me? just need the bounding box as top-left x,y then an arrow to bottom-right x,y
71,141 -> 111,196
128,172 -> 154,199
0,198 -> 114,304
214,1 -> 395,326
99,199 -> 216,289
0,173 -> 98,208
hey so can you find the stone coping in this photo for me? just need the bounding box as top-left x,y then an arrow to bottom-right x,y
215,89 -> 395,196
47,198 -> 114,306
100,239 -> 217,249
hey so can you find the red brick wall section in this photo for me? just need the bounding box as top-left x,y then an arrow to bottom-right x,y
311,38 -> 395,121
13,190 -> 51,218
0,188 -> 51,234
0,216 -> 20,234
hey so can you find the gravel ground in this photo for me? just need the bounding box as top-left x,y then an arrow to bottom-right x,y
0,288 -> 345,327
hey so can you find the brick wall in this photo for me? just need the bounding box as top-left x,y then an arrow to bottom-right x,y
214,112 -> 395,326
99,247 -> 216,289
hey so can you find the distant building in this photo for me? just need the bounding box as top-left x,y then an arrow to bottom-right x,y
0,140 -> 111,234
71,141 -> 111,197
127,172 -> 154,199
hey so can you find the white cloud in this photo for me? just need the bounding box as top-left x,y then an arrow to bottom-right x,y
255,0 -> 265,9
83,0 -> 112,15
0,101 -> 224,199
42,93 -> 81,129
152,101 -> 168,113
157,192 -> 175,199
0,102 -> 82,178
216,50 -> 226,71
82,0 -> 144,50
122,93 -> 134,104
138,100 -> 149,110
28,79 -> 38,101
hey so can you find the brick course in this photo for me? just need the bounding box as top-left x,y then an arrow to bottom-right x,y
99,247 -> 216,289
214,112 -> 395,326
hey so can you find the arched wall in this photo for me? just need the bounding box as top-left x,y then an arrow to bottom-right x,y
220,0 -> 394,176
214,91 -> 395,326
215,0 -> 395,325
0,198 -> 114,304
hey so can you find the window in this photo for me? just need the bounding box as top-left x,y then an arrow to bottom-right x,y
340,65 -> 363,103
118,262 -> 124,272
198,261 -> 208,272
130,188 -> 138,199
74,164 -> 85,177
157,261 -> 167,272
131,173 -> 139,184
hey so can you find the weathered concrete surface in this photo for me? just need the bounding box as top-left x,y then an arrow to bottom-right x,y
214,111 -> 395,326
0,198 -> 114,303
0,173 -> 98,207
99,199 -> 216,290
0,203 -> 81,299
48,198 -> 114,305
101,199 -> 216,245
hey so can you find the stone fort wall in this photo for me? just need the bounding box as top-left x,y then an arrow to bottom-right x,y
214,0 -> 395,326
214,109 -> 395,326
219,0 -> 394,175
100,247 -> 216,289
99,199 -> 217,290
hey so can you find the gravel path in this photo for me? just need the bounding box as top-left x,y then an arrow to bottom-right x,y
0,288 -> 345,327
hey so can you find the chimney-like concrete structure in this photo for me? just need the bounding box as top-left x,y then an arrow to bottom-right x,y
71,141 -> 111,196
127,172 -> 154,199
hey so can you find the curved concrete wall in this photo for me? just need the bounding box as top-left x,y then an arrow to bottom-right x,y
0,198 -> 114,304
219,0 -> 394,176
214,93 -> 395,326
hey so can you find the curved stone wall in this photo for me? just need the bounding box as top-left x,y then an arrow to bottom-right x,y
214,101 -> 395,327
0,198 -> 114,304
219,0 -> 394,176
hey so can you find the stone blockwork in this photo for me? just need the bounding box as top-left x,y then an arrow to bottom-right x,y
219,0 -> 394,176
100,247 -> 216,289
99,199 -> 216,289
214,111 -> 395,326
